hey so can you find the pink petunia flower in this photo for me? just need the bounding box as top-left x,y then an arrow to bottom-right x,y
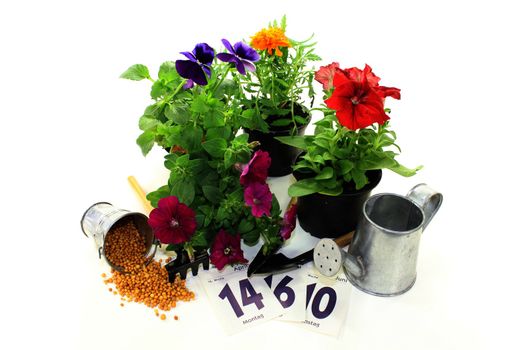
279,203 -> 297,240
147,196 -> 197,245
244,182 -> 272,218
314,62 -> 340,90
239,150 -> 271,186
209,230 -> 248,270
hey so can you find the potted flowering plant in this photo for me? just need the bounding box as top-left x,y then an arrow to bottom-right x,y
278,62 -> 421,238
120,41 -> 297,269
238,16 -> 321,177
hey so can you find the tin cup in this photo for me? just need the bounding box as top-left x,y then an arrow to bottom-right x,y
81,202 -> 157,272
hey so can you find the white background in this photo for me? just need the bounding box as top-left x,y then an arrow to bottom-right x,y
1,0 -> 524,349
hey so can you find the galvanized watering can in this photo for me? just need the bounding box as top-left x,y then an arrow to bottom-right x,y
314,184 -> 443,296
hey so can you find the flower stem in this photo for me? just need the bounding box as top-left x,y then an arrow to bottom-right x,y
163,80 -> 186,104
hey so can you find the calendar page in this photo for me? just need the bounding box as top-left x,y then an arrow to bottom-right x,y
198,262 -> 352,336
301,268 -> 353,337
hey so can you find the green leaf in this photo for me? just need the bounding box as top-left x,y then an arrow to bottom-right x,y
199,171 -> 219,186
315,167 -> 334,180
275,136 -> 309,150
202,185 -> 222,204
294,116 -> 308,125
171,180 -> 195,205
136,130 -> 155,156
270,195 -> 281,217
120,64 -> 150,81
150,80 -> 167,99
338,160 -> 354,175
313,155 -> 325,164
164,153 -> 179,169
202,138 -> 227,158
188,158 -> 208,176
241,109 -> 269,133
351,169 -> 368,190
280,15 -> 287,31
319,184 -> 343,196
362,156 -> 397,170
190,94 -> 209,114
138,116 -> 159,131
143,103 -> 163,117
223,148 -> 235,169
270,119 -> 294,127
180,126 -> 203,153
190,230 -> 208,248
242,230 -> 260,246
214,79 -> 236,97
234,133 -> 249,144
313,138 -> 330,150
237,220 -> 254,234
388,163 -> 423,177
288,178 -> 322,197
207,126 -> 231,140
322,152 -> 336,161
158,61 -> 178,82
176,154 -> 190,167
146,185 -> 170,208
203,112 -> 225,128
165,104 -> 190,125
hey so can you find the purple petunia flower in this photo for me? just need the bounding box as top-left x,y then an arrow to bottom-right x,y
175,43 -> 215,86
217,39 -> 260,75
244,182 -> 272,218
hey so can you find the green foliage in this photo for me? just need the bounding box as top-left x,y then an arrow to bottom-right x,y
120,64 -> 151,81
122,50 -> 288,257
280,112 -> 422,196
238,16 -> 321,135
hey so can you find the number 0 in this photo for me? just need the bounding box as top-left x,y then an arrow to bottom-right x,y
306,283 -> 337,319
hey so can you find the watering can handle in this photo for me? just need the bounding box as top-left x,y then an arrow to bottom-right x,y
406,183 -> 443,231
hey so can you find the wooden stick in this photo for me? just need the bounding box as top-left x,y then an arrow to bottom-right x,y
127,176 -> 154,214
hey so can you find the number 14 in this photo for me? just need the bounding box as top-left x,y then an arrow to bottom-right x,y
218,276 -> 336,319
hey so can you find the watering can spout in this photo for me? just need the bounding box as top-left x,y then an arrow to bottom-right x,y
406,184 -> 443,231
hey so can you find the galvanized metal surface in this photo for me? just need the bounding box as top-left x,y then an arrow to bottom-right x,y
344,184 -> 443,297
80,202 -> 156,271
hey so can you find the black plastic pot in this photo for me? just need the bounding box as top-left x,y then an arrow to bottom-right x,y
294,169 -> 382,238
245,104 -> 311,177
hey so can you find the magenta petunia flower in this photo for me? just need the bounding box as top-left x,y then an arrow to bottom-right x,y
209,229 -> 248,270
147,196 -> 197,245
244,182 -> 272,218
279,203 -> 297,240
239,150 -> 271,186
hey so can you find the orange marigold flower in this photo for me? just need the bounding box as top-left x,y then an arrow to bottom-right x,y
250,27 -> 290,57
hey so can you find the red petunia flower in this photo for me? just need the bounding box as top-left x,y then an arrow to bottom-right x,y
325,65 -> 401,130
340,64 -> 381,87
341,64 -> 400,99
244,182 -> 272,218
279,203 -> 297,240
239,150 -> 271,186
210,229 -> 248,270
147,196 -> 197,245
315,62 -> 340,90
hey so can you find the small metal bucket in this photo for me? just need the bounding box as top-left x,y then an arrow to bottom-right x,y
81,202 -> 157,272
